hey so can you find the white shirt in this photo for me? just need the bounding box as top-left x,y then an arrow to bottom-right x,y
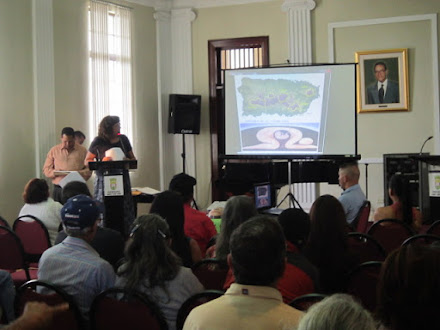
19,198 -> 62,245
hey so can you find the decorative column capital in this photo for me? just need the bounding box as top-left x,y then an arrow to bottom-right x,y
171,8 -> 196,22
154,10 -> 171,22
282,0 -> 316,12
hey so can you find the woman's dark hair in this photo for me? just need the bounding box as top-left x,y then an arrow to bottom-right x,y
376,244 -> 440,330
215,195 -> 258,261
98,115 -> 120,141
149,190 -> 192,267
61,181 -> 91,204
304,194 -> 350,293
22,178 -> 49,204
389,174 -> 412,226
278,208 -> 311,249
118,214 -> 181,295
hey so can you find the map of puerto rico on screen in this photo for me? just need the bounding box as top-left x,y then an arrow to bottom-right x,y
235,72 -> 326,154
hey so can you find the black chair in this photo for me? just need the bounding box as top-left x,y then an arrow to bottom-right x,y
176,290 -> 224,330
346,261 -> 382,313
402,234 -> 440,246
15,280 -> 83,330
90,287 -> 168,330
426,220 -> 440,237
351,200 -> 371,233
347,232 -> 386,263
191,259 -> 228,291
367,219 -> 415,255
288,293 -> 327,311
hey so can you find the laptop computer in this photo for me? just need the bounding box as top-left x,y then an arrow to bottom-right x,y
254,182 -> 284,216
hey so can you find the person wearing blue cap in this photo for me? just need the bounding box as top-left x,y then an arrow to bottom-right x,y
38,194 -> 116,321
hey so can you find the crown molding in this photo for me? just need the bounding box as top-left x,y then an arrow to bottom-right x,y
126,0 -> 277,10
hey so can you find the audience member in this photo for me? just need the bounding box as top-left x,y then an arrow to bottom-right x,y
338,162 -> 366,224
183,215 -> 304,330
150,190 -> 202,267
43,127 -> 91,202
117,214 -> 204,330
215,195 -> 257,261
74,131 -> 86,145
18,178 -> 62,245
374,174 -> 422,232
298,294 -> 376,330
4,301 -> 68,330
277,208 -> 320,302
0,270 -> 15,323
304,195 -> 356,294
169,173 -> 217,255
38,195 -> 116,320
55,181 -> 124,269
376,244 -> 440,330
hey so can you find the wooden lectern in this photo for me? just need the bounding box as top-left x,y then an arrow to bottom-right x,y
89,160 -> 137,236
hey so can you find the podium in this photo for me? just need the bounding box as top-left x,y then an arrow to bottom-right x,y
89,160 -> 137,236
411,155 -> 440,224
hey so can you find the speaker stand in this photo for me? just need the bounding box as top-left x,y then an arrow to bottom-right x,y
181,133 -> 186,173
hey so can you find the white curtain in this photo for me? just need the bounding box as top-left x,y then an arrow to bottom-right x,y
89,0 -> 133,142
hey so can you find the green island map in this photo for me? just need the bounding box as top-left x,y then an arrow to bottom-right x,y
238,78 -> 320,116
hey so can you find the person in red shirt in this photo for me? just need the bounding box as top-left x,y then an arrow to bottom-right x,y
169,173 -> 217,256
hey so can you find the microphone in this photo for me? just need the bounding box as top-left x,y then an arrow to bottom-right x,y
419,136 -> 433,155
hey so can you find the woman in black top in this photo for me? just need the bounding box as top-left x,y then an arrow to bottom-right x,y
85,115 -> 136,235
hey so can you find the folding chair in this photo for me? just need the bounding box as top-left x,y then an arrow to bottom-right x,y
347,232 -> 386,263
191,259 -> 228,291
288,293 -> 327,311
367,219 -> 415,255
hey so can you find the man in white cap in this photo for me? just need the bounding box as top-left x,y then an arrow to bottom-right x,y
38,194 -> 115,321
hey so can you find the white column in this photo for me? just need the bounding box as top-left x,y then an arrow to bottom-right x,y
282,0 -> 316,64
32,0 -> 56,177
282,0 -> 317,210
155,8 -> 197,190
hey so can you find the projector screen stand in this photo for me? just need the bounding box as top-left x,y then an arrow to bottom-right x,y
276,160 -> 303,210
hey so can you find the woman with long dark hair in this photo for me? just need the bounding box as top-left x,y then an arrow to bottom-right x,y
150,190 -> 202,267
117,214 -> 204,330
303,194 -> 355,294
374,174 -> 422,232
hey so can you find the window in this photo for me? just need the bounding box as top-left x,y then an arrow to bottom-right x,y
88,0 -> 133,142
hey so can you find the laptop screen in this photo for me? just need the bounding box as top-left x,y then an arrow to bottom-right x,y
254,182 -> 273,210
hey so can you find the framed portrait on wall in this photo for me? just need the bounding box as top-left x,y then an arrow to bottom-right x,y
355,48 -> 409,113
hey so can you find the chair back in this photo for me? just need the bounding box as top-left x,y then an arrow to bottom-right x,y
352,200 -> 371,233
288,293 -> 327,311
90,287 -> 168,330
367,219 -> 415,255
427,220 -> 440,237
176,290 -> 223,330
191,259 -> 228,291
13,215 -> 51,264
347,232 -> 386,264
346,261 -> 382,313
15,280 -> 83,330
402,234 -> 440,247
0,216 -> 10,229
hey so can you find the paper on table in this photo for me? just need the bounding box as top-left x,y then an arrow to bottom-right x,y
207,201 -> 227,211
54,171 -> 74,176
131,187 -> 161,195
58,171 -> 86,188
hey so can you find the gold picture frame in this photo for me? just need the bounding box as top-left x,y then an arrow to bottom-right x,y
355,48 -> 409,113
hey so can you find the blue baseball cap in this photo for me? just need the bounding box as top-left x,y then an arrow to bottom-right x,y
61,194 -> 100,230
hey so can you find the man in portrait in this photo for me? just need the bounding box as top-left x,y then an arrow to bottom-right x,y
366,61 -> 400,104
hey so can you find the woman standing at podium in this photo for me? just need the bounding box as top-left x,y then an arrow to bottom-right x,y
85,115 -> 136,235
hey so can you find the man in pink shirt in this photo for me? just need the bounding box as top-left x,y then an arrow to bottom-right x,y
169,173 -> 217,255
43,127 -> 91,202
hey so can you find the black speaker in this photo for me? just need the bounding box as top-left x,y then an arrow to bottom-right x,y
168,94 -> 201,134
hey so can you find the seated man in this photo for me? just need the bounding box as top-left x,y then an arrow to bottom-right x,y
38,195 -> 116,320
169,173 -> 217,254
183,215 -> 304,329
338,162 -> 366,224
55,181 -> 125,269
